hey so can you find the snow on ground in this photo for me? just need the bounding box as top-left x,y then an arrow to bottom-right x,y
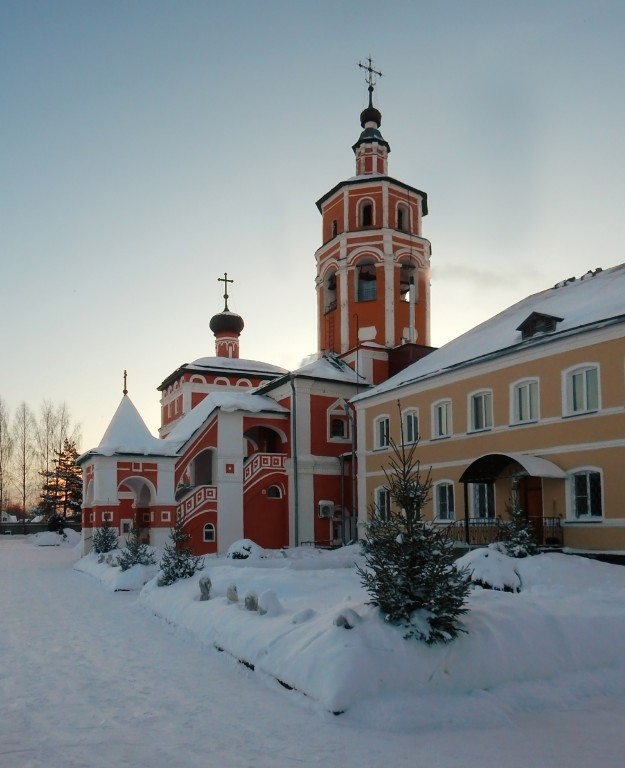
4,535 -> 625,767
74,539 -> 625,729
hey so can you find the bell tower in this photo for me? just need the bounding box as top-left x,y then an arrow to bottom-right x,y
314,59 -> 432,384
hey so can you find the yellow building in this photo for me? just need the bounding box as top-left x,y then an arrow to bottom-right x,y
354,264 -> 625,555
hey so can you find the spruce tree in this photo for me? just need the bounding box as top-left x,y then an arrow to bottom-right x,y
495,494 -> 539,558
158,516 -> 204,586
117,526 -> 157,571
92,520 -> 119,554
357,405 -> 470,644
39,438 -> 82,518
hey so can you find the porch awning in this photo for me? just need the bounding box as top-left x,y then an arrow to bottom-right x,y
459,452 -> 566,483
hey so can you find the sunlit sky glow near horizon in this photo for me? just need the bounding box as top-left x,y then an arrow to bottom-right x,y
2,0 -> 624,452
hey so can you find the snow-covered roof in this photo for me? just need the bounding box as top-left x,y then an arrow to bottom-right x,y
78,395 -> 179,460
164,391 -> 288,447
355,263 -> 625,402
159,356 -> 287,390
291,354 -> 366,384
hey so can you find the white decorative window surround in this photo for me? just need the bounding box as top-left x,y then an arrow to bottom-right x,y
570,469 -> 603,519
435,482 -> 455,521
203,523 -> 216,542
432,400 -> 452,439
402,408 -> 419,444
374,415 -> 390,449
565,365 -> 599,415
511,379 -> 539,424
470,391 -> 493,432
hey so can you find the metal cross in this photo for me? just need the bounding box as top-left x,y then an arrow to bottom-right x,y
218,272 -> 234,311
358,56 -> 383,92
123,370 -> 128,396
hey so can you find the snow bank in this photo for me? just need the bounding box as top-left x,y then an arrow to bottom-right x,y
75,546 -> 625,725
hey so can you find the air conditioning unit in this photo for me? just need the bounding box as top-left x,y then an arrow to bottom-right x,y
318,500 -> 335,518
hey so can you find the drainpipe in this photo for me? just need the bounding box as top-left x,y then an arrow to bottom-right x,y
344,402 -> 357,541
290,375 -> 299,547
339,454 -> 346,545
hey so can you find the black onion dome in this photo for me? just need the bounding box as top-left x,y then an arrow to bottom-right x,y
209,310 -> 244,335
360,105 -> 382,128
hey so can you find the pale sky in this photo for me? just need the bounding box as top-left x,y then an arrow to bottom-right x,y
2,0 -> 624,452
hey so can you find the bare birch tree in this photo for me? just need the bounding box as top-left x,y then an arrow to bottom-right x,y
0,397 -> 14,515
13,402 -> 37,517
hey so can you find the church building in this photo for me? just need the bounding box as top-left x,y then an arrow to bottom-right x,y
78,62 -> 431,555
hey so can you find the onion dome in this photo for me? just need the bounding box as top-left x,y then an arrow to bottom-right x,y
209,310 -> 244,335
360,104 -> 382,128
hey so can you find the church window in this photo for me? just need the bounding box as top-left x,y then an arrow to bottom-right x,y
203,523 -> 216,543
331,219 -> 338,238
267,485 -> 282,498
397,203 -> 410,232
328,400 -> 350,440
330,418 -> 346,438
360,201 -> 373,227
325,270 -> 337,313
357,261 -> 377,301
399,261 -> 416,302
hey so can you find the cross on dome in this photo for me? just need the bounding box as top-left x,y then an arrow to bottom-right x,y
218,272 -> 234,311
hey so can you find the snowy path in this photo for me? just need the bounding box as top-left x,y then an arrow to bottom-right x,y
1,539 -> 625,768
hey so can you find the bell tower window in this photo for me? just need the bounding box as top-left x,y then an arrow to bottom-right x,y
325,270 -> 337,313
357,260 -> 377,302
360,202 -> 373,227
397,203 -> 410,232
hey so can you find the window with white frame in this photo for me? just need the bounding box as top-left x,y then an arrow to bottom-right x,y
435,482 -> 455,520
566,365 -> 599,415
512,379 -> 539,424
328,400 -> 349,440
571,470 -> 602,518
402,408 -> 419,444
203,523 -> 216,542
374,415 -> 390,449
470,391 -> 493,431
375,486 -> 391,520
472,483 -> 495,518
161,511 -> 171,523
432,399 -> 452,438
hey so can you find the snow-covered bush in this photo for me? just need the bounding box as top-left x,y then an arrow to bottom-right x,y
116,527 -> 157,571
92,521 -> 118,554
358,413 -> 470,645
456,547 -> 522,593
226,539 -> 264,560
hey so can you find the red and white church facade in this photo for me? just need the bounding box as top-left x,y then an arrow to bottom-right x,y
78,73 -> 433,556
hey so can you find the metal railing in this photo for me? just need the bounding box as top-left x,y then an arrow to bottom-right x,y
446,516 -> 563,548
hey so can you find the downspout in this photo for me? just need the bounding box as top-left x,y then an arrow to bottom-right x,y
339,453 -> 345,545
409,276 -> 416,343
345,402 -> 357,542
290,375 -> 299,547
463,482 -> 470,546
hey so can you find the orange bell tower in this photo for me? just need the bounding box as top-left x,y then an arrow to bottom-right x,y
314,58 -> 432,384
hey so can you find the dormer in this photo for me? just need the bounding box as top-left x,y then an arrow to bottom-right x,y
516,312 -> 563,340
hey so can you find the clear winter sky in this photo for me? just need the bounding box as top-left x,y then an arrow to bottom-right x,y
2,0 -> 624,453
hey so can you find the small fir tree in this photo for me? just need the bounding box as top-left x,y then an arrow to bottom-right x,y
92,520 -> 119,554
495,494 -> 539,558
39,438 -> 82,518
117,526 -> 157,571
357,403 -> 471,644
158,516 -> 204,586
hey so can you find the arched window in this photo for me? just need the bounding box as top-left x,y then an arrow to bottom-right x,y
402,409 -> 419,444
325,269 -> 337,313
203,523 -> 216,542
397,203 -> 410,232
360,201 -> 373,227
357,260 -> 377,301
267,485 -> 282,499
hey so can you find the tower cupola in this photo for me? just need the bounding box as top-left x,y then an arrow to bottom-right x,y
352,57 -> 390,176
209,273 -> 244,358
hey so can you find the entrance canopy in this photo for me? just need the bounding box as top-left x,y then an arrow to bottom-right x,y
459,452 -> 566,483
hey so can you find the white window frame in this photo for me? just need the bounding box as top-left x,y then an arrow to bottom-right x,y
569,468 -> 603,519
471,483 -> 495,519
563,364 -> 600,416
203,523 -> 216,542
374,415 -> 390,450
161,510 -> 171,523
327,400 -> 350,441
469,390 -> 493,432
510,378 -> 539,424
432,399 -> 452,439
375,486 -> 391,520
402,408 -> 419,444
435,481 -> 455,521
